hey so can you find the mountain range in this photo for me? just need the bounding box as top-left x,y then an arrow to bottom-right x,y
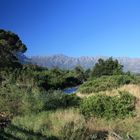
29,54 -> 140,73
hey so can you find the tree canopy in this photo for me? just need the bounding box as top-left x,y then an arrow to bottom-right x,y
91,57 -> 123,77
0,29 -> 27,69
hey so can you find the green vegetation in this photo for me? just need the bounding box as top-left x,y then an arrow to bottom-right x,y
3,109 -> 109,140
78,75 -> 137,94
1,29 -> 140,140
0,29 -> 26,70
80,91 -> 136,119
91,57 -> 123,77
44,91 -> 81,110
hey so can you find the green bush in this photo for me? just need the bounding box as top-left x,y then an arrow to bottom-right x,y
91,57 -> 123,77
78,75 -> 136,94
43,90 -> 65,110
20,88 -> 46,114
43,91 -> 81,110
64,93 -> 81,107
80,91 -> 136,119
0,82 -> 47,116
42,67 -> 83,90
0,83 -> 80,116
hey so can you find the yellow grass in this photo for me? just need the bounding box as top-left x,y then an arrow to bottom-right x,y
77,84 -> 140,99
119,84 -> 140,99
76,84 -> 140,139
44,108 -> 85,136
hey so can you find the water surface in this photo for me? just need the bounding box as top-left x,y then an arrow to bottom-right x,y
63,87 -> 79,94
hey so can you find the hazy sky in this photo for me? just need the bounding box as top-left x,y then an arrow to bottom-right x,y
1,0 -> 140,57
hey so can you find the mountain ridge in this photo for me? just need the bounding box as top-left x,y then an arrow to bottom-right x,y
30,54 -> 140,73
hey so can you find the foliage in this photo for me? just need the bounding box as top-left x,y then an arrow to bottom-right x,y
43,91 -> 81,110
0,65 -> 82,116
80,91 -> 136,119
0,83 -> 80,116
91,57 -> 123,77
0,29 -> 27,70
0,83 -> 46,116
1,29 -> 139,140
0,29 -> 26,53
42,67 -> 84,90
64,93 -> 81,107
74,65 -> 87,83
78,75 -> 136,94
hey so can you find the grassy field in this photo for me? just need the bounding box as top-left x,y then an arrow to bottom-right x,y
1,83 -> 140,140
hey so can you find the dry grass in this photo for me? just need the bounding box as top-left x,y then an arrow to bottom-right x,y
12,106 -> 140,139
76,84 -> 140,139
49,108 -> 140,138
119,84 -> 140,99
49,108 -> 84,126
107,135 -> 117,140
117,84 -> 140,111
76,88 -> 120,98
44,108 -> 85,136
77,84 -> 140,99
48,109 -> 127,139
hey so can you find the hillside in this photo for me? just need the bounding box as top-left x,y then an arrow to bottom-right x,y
1,29 -> 140,140
31,54 -> 140,73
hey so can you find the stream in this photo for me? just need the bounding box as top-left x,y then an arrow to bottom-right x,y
63,86 -> 79,94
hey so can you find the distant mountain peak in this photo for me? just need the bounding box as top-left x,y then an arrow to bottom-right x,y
30,54 -> 140,73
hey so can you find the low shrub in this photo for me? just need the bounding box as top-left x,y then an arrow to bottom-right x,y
0,83 -> 80,116
78,75 -> 136,94
80,91 -> 136,119
43,90 -> 81,110
64,93 -> 81,107
0,83 -> 47,116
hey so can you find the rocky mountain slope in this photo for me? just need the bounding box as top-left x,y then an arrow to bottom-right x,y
30,54 -> 140,73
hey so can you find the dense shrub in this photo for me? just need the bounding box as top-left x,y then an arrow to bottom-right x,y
80,91 -> 136,119
91,57 -> 123,77
64,93 -> 81,107
0,81 -> 80,116
43,90 -> 81,110
43,90 -> 65,110
0,82 -> 47,116
78,75 -> 136,94
0,29 -> 27,70
20,88 -> 46,114
42,67 -> 84,90
0,84 -> 81,116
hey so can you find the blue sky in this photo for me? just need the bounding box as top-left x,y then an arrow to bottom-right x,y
1,0 -> 140,57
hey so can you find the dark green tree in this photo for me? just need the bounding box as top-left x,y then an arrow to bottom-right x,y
0,29 -> 27,70
74,65 -> 86,83
84,68 -> 91,79
91,57 -> 123,77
